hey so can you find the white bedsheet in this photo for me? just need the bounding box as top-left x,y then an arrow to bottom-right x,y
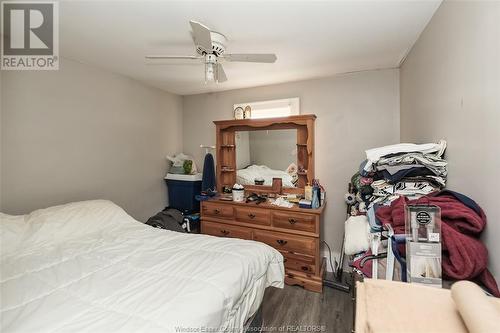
0,200 -> 284,333
237,165 -> 295,188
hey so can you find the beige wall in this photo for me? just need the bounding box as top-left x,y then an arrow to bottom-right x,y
183,69 -> 400,256
0,69 -> 3,210
400,1 -> 500,277
1,58 -> 183,222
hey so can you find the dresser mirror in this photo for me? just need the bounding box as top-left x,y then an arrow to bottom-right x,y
214,115 -> 316,194
235,129 -> 298,188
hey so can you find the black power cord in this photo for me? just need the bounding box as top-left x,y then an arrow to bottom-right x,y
322,240 -> 351,293
322,240 -> 337,274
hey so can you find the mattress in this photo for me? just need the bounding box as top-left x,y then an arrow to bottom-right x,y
0,200 -> 284,332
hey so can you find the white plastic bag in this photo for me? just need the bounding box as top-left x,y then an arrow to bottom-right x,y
344,215 -> 370,255
166,153 -> 198,175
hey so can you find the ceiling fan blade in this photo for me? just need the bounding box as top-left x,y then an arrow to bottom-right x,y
217,63 -> 227,82
189,20 -> 213,52
145,55 -> 201,60
223,54 -> 277,63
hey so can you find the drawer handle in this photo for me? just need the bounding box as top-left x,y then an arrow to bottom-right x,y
248,213 -> 256,219
220,229 -> 229,235
288,218 -> 297,224
214,209 -> 221,215
301,266 -> 309,272
276,239 -> 288,246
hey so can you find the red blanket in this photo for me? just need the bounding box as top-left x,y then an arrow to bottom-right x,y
377,194 -> 500,297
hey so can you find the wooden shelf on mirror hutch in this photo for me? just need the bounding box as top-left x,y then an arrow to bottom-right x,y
214,114 -> 316,194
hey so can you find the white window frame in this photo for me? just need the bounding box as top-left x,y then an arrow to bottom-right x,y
233,97 -> 300,119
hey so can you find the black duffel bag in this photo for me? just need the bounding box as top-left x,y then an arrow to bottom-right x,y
146,208 -> 186,233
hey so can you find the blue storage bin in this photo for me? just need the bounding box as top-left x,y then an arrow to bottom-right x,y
165,173 -> 202,212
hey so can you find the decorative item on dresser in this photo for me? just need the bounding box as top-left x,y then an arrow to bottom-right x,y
201,114 -> 326,292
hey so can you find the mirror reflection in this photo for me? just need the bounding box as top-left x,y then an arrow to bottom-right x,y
235,129 -> 298,188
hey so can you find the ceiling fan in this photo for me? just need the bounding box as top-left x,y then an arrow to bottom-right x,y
146,20 -> 277,83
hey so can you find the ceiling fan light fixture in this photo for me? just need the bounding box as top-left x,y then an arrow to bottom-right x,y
145,20 -> 277,84
204,53 -> 219,84
205,62 -> 216,83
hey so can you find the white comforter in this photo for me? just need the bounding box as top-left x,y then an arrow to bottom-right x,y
237,165 -> 295,188
0,200 -> 284,332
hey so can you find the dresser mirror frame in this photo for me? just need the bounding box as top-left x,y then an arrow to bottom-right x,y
213,114 -> 316,195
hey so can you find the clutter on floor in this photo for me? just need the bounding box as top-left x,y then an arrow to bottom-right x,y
182,213 -> 201,233
378,191 -> 499,296
344,140 -> 499,297
146,208 -> 200,233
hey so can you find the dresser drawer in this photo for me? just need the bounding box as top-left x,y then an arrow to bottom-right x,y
282,251 -> 317,275
253,230 -> 316,256
202,221 -> 252,240
202,202 -> 234,219
272,211 -> 317,233
235,206 -> 271,226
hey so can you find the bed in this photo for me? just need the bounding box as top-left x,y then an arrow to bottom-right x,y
0,200 -> 284,332
236,165 -> 296,188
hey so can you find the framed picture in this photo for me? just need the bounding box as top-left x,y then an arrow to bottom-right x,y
244,105 -> 251,119
234,106 -> 244,119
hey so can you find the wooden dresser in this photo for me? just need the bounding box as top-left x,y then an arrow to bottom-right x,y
201,198 -> 325,292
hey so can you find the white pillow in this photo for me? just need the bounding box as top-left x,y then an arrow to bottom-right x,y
344,215 -> 370,255
23,200 -> 138,246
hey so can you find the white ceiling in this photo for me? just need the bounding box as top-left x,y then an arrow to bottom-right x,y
60,1 -> 441,95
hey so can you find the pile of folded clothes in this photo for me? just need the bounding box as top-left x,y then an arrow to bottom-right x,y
345,140 -> 449,273
349,139 -> 447,219
346,140 -> 500,296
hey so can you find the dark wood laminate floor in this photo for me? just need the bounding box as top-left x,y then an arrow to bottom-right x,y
261,280 -> 354,333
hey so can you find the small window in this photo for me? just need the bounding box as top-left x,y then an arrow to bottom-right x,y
234,98 -> 299,119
